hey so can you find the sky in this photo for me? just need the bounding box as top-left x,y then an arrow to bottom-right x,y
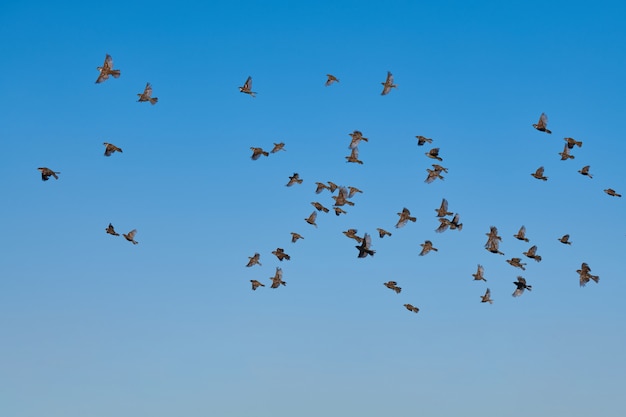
1,1 -> 625,416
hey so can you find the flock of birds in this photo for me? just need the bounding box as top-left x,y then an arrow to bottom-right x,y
36,55 -> 620,316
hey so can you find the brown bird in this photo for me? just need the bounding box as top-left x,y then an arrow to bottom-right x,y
347,186 -> 363,198
604,188 -> 622,197
123,229 -> 138,245
345,147 -> 363,164
376,228 -> 392,238
384,281 -> 402,294
485,226 -> 502,245
435,217 -> 452,233
239,76 -> 256,97
523,245 -> 542,262
332,187 -> 354,207
286,173 -> 303,187
558,234 -> 571,245
305,211 -> 318,227
512,276 -> 532,297
485,240 -> 504,255
356,233 -> 375,258
480,288 -> 493,304
425,167 -> 445,183
327,181 -> 339,193
396,207 -> 416,228
272,247 -> 291,261
95,54 -> 120,84
250,280 -> 265,290
315,182 -> 329,194
137,82 -> 158,105
325,74 -> 339,86
269,267 -> 286,288
333,207 -> 347,216
103,142 -> 123,156
343,229 -> 362,243
419,240 -> 437,256
564,137 -> 583,149
271,142 -> 286,153
380,71 -> 397,95
403,303 -> 419,313
448,214 -> 463,231
577,262 -> 599,287
250,147 -> 269,160
311,202 -> 329,213
37,167 -> 60,181
246,252 -> 261,267
431,164 -> 449,173
348,131 -> 368,149
105,223 -> 120,236
532,112 -> 551,134
472,264 -> 486,282
425,147 -> 443,161
531,166 -> 548,181
506,257 -> 526,270
559,143 -> 574,160
416,135 -> 433,146
578,165 -> 592,178
290,232 -> 304,243
513,225 -> 530,242
435,198 -> 453,217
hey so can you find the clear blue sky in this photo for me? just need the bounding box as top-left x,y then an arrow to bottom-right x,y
1,1 -> 625,416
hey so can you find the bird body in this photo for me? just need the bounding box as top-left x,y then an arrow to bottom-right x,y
419,240 -> 437,256
239,76 -> 256,97
377,228 -> 392,238
356,233 -> 375,258
396,207 -> 416,228
271,142 -> 286,153
272,247 -> 291,261
578,165 -> 592,178
523,245 -> 542,262
481,288 -> 493,304
290,232 -> 304,243
416,135 -> 433,146
95,54 -> 120,83
270,267 -> 286,288
404,304 -> 419,313
246,253 -> 261,267
37,167 -> 60,181
137,82 -> 158,104
106,223 -> 119,236
532,113 -> 551,134
123,229 -> 138,245
286,173 -> 303,187
531,166 -> 548,181
435,199 -> 453,217
558,234 -> 571,245
506,257 -> 526,270
384,281 -> 402,294
325,74 -> 339,86
305,211 -> 318,227
473,264 -> 486,281
513,226 -> 529,242
103,142 -> 123,156
381,71 -> 397,95
250,280 -> 265,290
311,202 -> 329,213
512,276 -> 532,297
250,147 -> 269,160
604,188 -> 622,197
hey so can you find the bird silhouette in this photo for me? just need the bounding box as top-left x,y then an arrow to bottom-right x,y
246,253 -> 261,267
123,229 -> 138,245
250,147 -> 269,160
270,267 -> 286,288
105,223 -> 119,236
403,304 -> 419,313
558,234 -> 572,245
416,135 -> 433,146
435,199 -> 453,217
250,280 -> 265,290
577,262 -> 599,287
272,247 -> 291,261
559,143 -> 574,160
356,233 -> 375,258
327,181 -> 339,193
532,113 -> 551,134
564,137 -> 583,149
604,188 -> 622,197
315,182 -> 329,194
513,225 -> 530,242
512,276 -> 532,297
345,147 -> 363,164
103,142 -> 123,156
343,229 -> 362,243
333,207 -> 347,216
271,142 -> 286,153
290,232 -> 304,243
37,167 -> 60,181
348,131 -> 368,149
419,240 -> 438,256
325,74 -> 339,86
506,257 -> 526,270
376,228 -> 392,238
523,245 -> 542,262
425,148 -> 443,161
305,211 -> 318,227
311,202 -> 329,213
286,173 -> 303,187
347,186 -> 363,198
531,166 -> 548,181
578,165 -> 593,178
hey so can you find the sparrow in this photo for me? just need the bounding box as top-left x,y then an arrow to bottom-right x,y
272,247 -> 291,261
578,165 -> 592,178
419,240 -> 438,256
333,207 -> 347,216
286,173 -> 303,187
246,252 -> 261,267
239,76 -> 256,97
512,276 -> 532,297
604,188 -> 622,197
105,223 -> 120,236
531,166 -> 548,181
577,262 -> 600,287
348,131 -> 368,149
532,112 -> 551,134
347,186 -> 363,198
327,181 -> 339,193
558,234 -> 571,245
416,135 -> 433,146
480,288 -> 493,304
37,167 -> 60,181
513,225 -> 530,242
305,211 -> 318,227
95,54 -> 120,83
506,257 -> 526,270
311,202 -> 329,213
425,148 -> 443,161
103,142 -> 123,156
472,264 -> 486,282
250,280 -> 265,290
403,304 -> 419,313
559,143 -> 574,160
380,71 -> 397,95
345,147 -> 363,164
137,82 -> 158,105
315,182 -> 329,194
356,233 -> 375,258
376,228 -> 392,238
325,74 -> 339,86
290,232 -> 304,243
435,199 -> 453,217
271,142 -> 286,153
564,137 -> 582,149
250,147 -> 269,160
343,229 -> 362,243
523,245 -> 542,262
270,267 -> 286,288
123,229 -> 138,245
384,281 -> 402,294
396,207 -> 416,228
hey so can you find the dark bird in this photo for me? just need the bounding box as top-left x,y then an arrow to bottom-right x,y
604,188 -> 622,197
532,112 -> 551,134
332,187 -> 354,207
105,223 -> 119,236
384,281 -> 402,294
481,288 -> 493,304
286,173 -> 303,187
347,186 -> 363,198
396,207 -> 416,228
345,147 -> 363,164
558,234 -> 571,245
472,264 -> 486,282
485,226 -> 502,245
239,76 -> 256,97
270,267 -> 286,288
431,164 -> 449,173
512,276 -> 532,297
523,245 -> 542,262
272,247 -> 291,261
403,304 -> 419,313
435,198 -> 453,217
419,240 -> 438,256
246,252 -> 261,267
315,182 -> 329,194
311,202 -> 329,213
123,229 -> 138,245
271,142 -> 286,153
416,135 -> 433,146
327,181 -> 339,193
485,240 -> 504,255
305,211 -> 318,227
448,214 -> 463,231
559,143 -> 574,160
37,167 -> 60,181
513,225 -> 530,242
577,262 -> 599,287
578,165 -> 593,178
348,130 -> 368,149
95,54 -> 120,84
343,229 -> 362,243
435,217 -> 451,233
506,257 -> 526,270
325,74 -> 339,86
376,228 -> 392,238
380,71 -> 397,95
250,280 -> 265,290
137,82 -> 158,105
531,166 -> 548,181
564,137 -> 583,149
103,142 -> 123,156
333,207 -> 347,216
356,233 -> 375,258
425,147 -> 443,161
290,232 -> 304,243
425,167 -> 445,183
250,147 -> 269,160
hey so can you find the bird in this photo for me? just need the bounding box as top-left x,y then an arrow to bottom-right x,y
448,214 -> 463,231
250,147 -> 269,160
286,173 -> 303,187
531,166 -> 548,181
137,82 -> 158,105
37,167 -> 60,181
271,142 -> 286,153
512,276 -> 532,297
577,262 -> 599,287
103,142 -> 123,156
604,188 -> 622,197
272,247 -> 291,261
558,234 -> 571,245
513,225 -> 530,242
472,264 -> 486,282
559,143 -> 575,160
95,54 -> 120,83
431,164 -> 449,173
380,71 -> 397,95
348,131 -> 368,149
314,182 -> 329,194
347,186 -> 363,198
333,207 -> 347,216
343,229 -> 362,243
425,167 -> 445,183
396,207 -> 416,228
325,74 -> 339,86
123,229 -> 138,245
290,232 -> 304,243
305,211 -> 318,227
356,233 -> 375,258
480,288 -> 493,304
435,199 -> 453,217
485,240 -> 504,255
239,76 -> 256,97
435,217 -> 452,233
332,187 -> 354,207
105,223 -> 119,236
419,240 -> 438,256
564,137 -> 583,149
246,253 -> 261,267
345,147 -> 363,164
250,280 -> 265,290
376,228 -> 392,238
523,245 -> 542,262
311,202 -> 329,213
506,257 -> 526,270
425,148 -> 443,161
532,112 -> 551,134
384,281 -> 402,294
270,267 -> 286,288
403,304 -> 419,313
485,226 -> 502,245
416,135 -> 433,146
327,181 -> 339,193
578,165 -> 593,178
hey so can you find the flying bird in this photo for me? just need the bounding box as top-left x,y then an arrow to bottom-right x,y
577,262 -> 599,287
105,223 -> 119,236
272,247 -> 291,261
416,135 -> 433,146
315,182 -> 329,194
286,173 -> 303,187
472,264 -> 486,282
271,142 -> 286,153
435,199 -> 453,217
250,280 -> 265,290
137,82 -> 158,105
327,181 -> 339,193
333,207 -> 347,216
396,207 -> 416,228
532,112 -> 551,134
270,267 -> 286,288
250,147 -> 269,160
239,76 -> 256,97
356,233 -> 375,258
311,202 -> 329,213
485,240 -> 504,255
332,187 -> 354,206
384,281 -> 402,294
523,245 -> 542,262
348,131 -> 368,149
531,166 -> 548,181
123,229 -> 138,245
305,211 -> 318,227
325,74 -> 339,86
345,147 -> 363,164
380,71 -> 397,95
103,142 -> 123,156
95,54 -> 120,83
37,167 -> 60,181
578,165 -> 593,178
604,188 -> 622,197
403,304 -> 419,313
376,228 -> 392,238
480,288 -> 493,304
512,276 -> 532,297
343,229 -> 362,243
448,213 -> 463,231
290,232 -> 304,243
513,225 -> 530,242
419,240 -> 438,256
558,234 -> 571,245
425,148 -> 443,161
559,143 -> 575,160
246,253 -> 261,267
425,167 -> 445,183
564,137 -> 583,149
506,257 -> 527,270
347,186 -> 363,198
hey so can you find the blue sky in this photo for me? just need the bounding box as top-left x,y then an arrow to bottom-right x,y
1,1 -> 625,416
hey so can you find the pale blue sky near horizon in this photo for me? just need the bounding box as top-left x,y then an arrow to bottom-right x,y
1,1 -> 625,416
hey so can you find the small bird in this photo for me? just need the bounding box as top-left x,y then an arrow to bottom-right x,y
403,303 -> 419,313
448,213 -> 463,231
290,232 -> 304,243
485,240 -> 504,255
485,226 -> 502,245
577,262 -> 599,287
250,147 -> 269,160
327,181 -> 339,193
425,148 -> 443,161
435,217 -> 452,233
343,229 -> 362,243
105,223 -> 120,236
325,74 -> 339,86
416,135 -> 433,146
333,207 -> 347,216
558,234 -> 571,245
137,82 -> 158,105
246,252 -> 261,267
559,143 -> 574,160
95,54 -> 120,84
123,229 -> 138,245
506,257 -> 526,270
376,228 -> 392,238
513,225 -> 530,242
532,112 -> 551,134
272,247 -> 291,261
345,147 -> 363,164
347,186 -> 363,198
348,131 -> 368,149
531,166 -> 548,181
103,142 -> 123,156
286,173 -> 303,187
472,264 -> 486,282
480,288 -> 493,304
305,211 -> 318,227
523,245 -> 542,262
604,188 -> 622,197
270,267 -> 286,288
271,142 -> 286,153
578,165 -> 593,178
239,76 -> 256,97
425,167 -> 445,184
431,164 -> 449,173
37,167 -> 60,181
380,71 -> 397,95
419,240 -> 438,256
396,207 -> 416,228
332,187 -> 354,206
384,281 -> 402,294
356,233 -> 375,258
512,276 -> 532,297
311,202 -> 329,213
315,182 -> 329,194
564,137 -> 583,149
435,199 -> 453,217
250,280 -> 265,290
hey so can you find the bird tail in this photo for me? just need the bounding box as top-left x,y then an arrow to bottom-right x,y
394,287 -> 401,294
52,172 -> 59,179
110,70 -> 121,78
149,97 -> 158,105
457,224 -> 463,231
591,275 -> 600,283
262,151 -> 269,157
545,129 -> 552,134
535,256 -> 542,262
